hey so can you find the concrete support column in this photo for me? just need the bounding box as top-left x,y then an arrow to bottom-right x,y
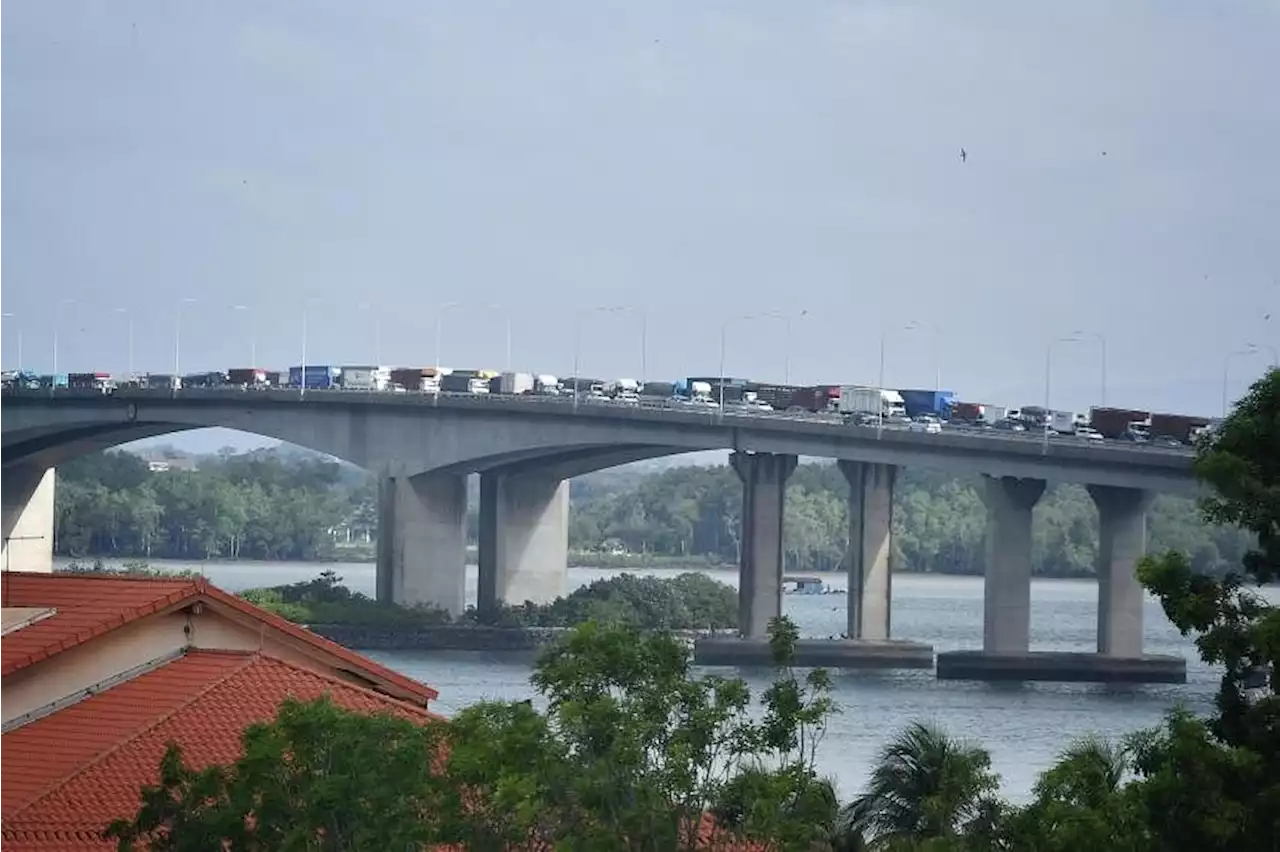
980,476 -> 1046,653
1088,484 -> 1153,658
839,461 -> 897,640
1,465 -> 56,573
730,451 -> 797,639
375,471 -> 467,614
477,471 -> 569,609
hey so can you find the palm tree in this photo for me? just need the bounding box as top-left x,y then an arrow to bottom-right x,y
839,721 -> 1000,848
1031,733 -> 1127,809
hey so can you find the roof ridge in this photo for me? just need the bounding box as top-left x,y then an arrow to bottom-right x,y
195,584 -> 439,704
240,651 -> 446,723
6,649 -> 261,821
2,571 -> 203,585
1,585 -> 203,677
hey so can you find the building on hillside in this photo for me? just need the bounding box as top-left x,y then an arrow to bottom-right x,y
0,571 -> 442,850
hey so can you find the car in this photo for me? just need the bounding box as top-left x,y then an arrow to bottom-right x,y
908,416 -> 943,435
1074,426 -> 1105,442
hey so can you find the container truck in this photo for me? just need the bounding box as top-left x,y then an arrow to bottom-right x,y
898,389 -> 956,420
1048,410 -> 1077,434
141,373 -> 179,390
950,401 -> 985,423
490,372 -> 535,395
228,368 -> 269,387
1088,407 -> 1151,440
389,367 -> 441,392
606,378 -> 641,401
1149,412 -> 1211,444
440,371 -> 491,394
534,374 -> 563,395
673,378 -> 717,405
836,387 -> 884,417
641,380 -> 675,398
339,366 -> 390,391
791,385 -> 840,412
182,372 -> 228,389
68,372 -> 115,393
747,382 -> 803,411
288,365 -> 341,390
684,377 -> 745,404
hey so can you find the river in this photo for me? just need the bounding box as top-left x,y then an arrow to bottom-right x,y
60,556 -> 1253,801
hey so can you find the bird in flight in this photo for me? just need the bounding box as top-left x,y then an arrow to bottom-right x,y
959,148 -> 967,163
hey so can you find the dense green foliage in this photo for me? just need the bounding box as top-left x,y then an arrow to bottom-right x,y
240,569 -> 740,631
571,463 -> 1252,578
58,445 -> 1249,580
109,617 -> 841,851
54,449 -> 373,561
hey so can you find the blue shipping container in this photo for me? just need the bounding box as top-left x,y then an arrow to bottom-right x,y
898,389 -> 956,419
288,365 -> 342,389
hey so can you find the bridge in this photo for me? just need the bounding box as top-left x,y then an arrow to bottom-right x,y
2,388 -> 1198,682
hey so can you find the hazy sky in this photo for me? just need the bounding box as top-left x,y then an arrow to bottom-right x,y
4,0 -> 1278,430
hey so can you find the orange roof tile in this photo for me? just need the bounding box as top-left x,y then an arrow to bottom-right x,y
2,649 -> 443,851
0,571 -> 437,705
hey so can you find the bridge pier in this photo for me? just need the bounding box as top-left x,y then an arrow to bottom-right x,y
376,471 -> 467,615
730,451 -> 796,639
477,471 -> 569,609
2,464 -> 56,573
980,475 -> 1045,653
839,461 -> 896,640
1089,484 -> 1153,658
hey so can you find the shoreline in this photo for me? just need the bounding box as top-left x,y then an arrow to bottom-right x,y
308,623 -> 736,654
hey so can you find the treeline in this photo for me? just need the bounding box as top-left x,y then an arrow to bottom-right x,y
569,462 -> 1253,578
54,450 -> 375,561
55,447 -> 1251,579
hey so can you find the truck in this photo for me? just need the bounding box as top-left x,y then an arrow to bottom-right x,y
1048,410 -> 1078,434
746,382 -> 803,411
641,380 -> 675,399
606,378 -> 641,402
683,377 -> 745,405
950,401 -> 984,423
673,378 -> 717,405
440,370 -> 490,394
836,386 -> 883,417
898,389 -> 956,420
534,374 -> 563,395
339,366 -> 390,391
1088,407 -> 1151,440
1149,412 -> 1212,444
182,372 -> 228,389
490,372 -> 535,395
389,367 -> 443,392
68,372 -> 115,393
288,365 -> 341,390
791,385 -> 840,413
228,368 -> 269,388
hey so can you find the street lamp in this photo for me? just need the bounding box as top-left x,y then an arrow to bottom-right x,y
1065,328 -> 1108,407
53,298 -> 78,375
174,297 -> 197,376
902,320 -> 942,392
1043,333 -> 1084,452
231,304 -> 257,367
112,308 -> 134,376
571,305 -> 639,411
879,320 -> 935,435
1,313 -> 22,372
719,311 -> 795,412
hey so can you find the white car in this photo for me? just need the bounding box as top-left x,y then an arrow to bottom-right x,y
909,417 -> 943,435
1075,426 -> 1105,442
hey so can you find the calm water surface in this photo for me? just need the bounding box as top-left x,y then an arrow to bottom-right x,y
67,557 -> 1266,801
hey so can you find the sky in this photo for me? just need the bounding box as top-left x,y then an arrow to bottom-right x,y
3,0 -> 1278,453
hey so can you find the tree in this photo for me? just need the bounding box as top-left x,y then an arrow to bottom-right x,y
840,721 -> 1000,850
109,617 -> 839,850
105,696 -> 448,851
1133,366 -> 1280,850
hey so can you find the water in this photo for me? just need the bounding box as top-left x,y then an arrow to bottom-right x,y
64,556 -> 1257,801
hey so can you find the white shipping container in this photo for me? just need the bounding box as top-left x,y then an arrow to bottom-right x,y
836,386 -> 883,416
340,366 -> 390,391
494,372 -> 535,394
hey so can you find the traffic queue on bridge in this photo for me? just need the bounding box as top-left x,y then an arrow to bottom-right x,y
1,365 -> 1217,447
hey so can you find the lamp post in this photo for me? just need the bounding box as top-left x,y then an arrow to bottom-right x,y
1064,328 -> 1108,407
902,320 -> 942,392
1221,343 -> 1277,417
112,308 -> 134,376
53,298 -> 78,375
1,313 -> 21,372
719,311 -> 794,413
231,304 -> 257,367
571,305 -> 640,411
1043,333 -> 1084,452
174,297 -> 197,377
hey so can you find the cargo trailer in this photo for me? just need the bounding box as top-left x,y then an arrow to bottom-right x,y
440,372 -> 490,394
1150,412 -> 1211,444
68,372 -> 115,393
228,368 -> 269,387
898,389 -> 955,419
746,382 -> 803,411
339,366 -> 390,391
288,365 -> 341,390
641,380 -> 675,398
534,374 -> 564,395
1088,407 -> 1151,439
490,372 -> 535,394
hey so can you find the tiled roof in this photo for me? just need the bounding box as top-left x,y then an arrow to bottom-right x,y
0,571 -> 437,705
2,649 -> 443,851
